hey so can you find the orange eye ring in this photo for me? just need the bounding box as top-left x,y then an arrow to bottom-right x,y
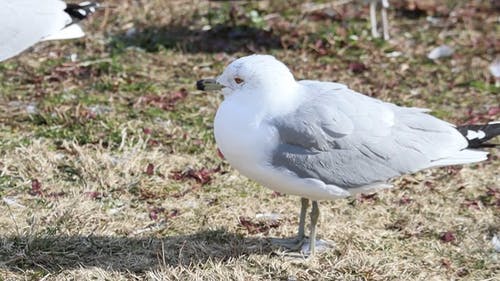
234,77 -> 244,84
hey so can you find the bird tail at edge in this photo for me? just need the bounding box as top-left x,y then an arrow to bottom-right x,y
456,121 -> 500,148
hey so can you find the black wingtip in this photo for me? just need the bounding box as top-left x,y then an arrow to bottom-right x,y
196,80 -> 206,91
65,2 -> 100,21
457,122 -> 500,148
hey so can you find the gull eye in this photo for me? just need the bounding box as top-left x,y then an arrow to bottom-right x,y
234,77 -> 244,84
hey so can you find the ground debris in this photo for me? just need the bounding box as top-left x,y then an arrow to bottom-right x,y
348,62 -> 367,74
2,197 -> 25,208
135,88 -> 188,111
393,0 -> 450,16
464,107 -> 500,124
238,216 -> 280,235
357,193 -> 378,203
29,179 -> 43,196
145,163 -> 155,176
427,45 -> 454,60
492,234 -> 500,253
440,231 -> 456,243
148,206 -> 179,221
46,62 -> 93,82
170,166 -> 222,186
84,191 -> 106,200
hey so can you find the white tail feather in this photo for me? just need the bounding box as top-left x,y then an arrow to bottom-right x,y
42,24 -> 85,41
429,149 -> 488,167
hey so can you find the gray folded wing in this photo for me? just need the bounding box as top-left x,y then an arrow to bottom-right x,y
271,81 -> 469,189
0,0 -> 72,61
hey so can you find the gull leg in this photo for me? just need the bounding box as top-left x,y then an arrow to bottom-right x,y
370,1 -> 379,38
274,199 -> 332,256
297,197 -> 309,240
381,0 -> 390,40
271,197 -> 309,251
308,201 -> 320,256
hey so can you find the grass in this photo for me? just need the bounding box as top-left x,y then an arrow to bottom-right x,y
0,0 -> 499,280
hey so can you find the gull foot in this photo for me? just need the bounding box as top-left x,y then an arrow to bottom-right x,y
300,238 -> 334,256
270,237 -> 305,252
270,237 -> 334,257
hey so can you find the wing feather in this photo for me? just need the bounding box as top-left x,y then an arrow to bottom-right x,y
271,81 -> 480,189
0,0 -> 72,61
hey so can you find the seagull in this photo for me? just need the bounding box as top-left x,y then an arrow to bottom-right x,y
0,0 -> 99,62
367,0 -> 390,40
197,55 -> 499,256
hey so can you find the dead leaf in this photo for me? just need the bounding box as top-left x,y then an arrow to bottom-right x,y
358,193 -> 378,203
146,163 -> 155,176
440,231 -> 456,243
84,191 -> 105,200
348,62 -> 367,74
29,179 -> 43,196
238,216 -> 280,235
399,195 -> 413,205
170,166 -> 222,186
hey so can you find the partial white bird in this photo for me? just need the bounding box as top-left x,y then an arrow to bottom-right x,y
0,0 -> 99,62
302,1 -> 391,40
197,55 -> 499,256
367,0 -> 390,40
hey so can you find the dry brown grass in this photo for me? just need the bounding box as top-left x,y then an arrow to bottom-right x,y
1,0 -> 499,280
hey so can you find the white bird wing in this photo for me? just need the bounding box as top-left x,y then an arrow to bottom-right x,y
0,0 -> 73,61
270,80 -> 487,189
42,24 -> 84,41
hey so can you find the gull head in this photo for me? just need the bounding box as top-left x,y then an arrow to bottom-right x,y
197,55 -> 297,99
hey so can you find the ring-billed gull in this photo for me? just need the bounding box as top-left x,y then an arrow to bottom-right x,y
0,0 -> 99,62
197,54 -> 499,255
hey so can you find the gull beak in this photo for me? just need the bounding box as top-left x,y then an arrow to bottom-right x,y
196,79 -> 224,91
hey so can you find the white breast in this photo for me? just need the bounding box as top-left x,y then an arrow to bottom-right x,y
214,96 -> 352,201
214,98 -> 277,173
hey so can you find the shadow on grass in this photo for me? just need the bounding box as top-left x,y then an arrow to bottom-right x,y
109,23 -> 282,54
0,229 -> 273,273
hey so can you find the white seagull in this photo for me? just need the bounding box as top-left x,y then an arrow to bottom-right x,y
197,55 -> 499,255
0,0 -> 99,62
